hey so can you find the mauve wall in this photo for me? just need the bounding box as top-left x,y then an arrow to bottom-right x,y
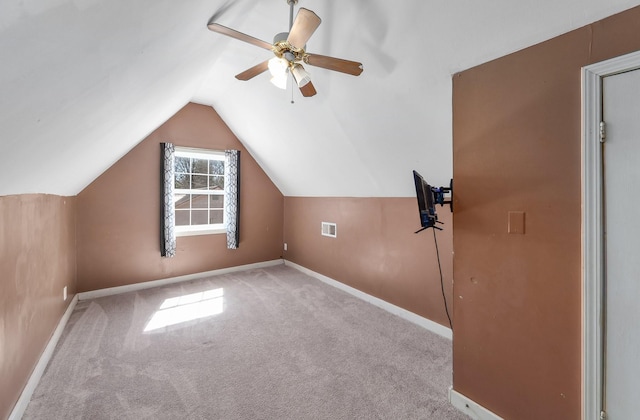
0,194 -> 77,419
452,6 -> 640,420
284,197 -> 453,327
76,103 -> 284,292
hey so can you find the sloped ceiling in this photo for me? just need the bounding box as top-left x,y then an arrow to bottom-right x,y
1,0 -> 638,197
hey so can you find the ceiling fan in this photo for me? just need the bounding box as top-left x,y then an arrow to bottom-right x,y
207,0 -> 363,97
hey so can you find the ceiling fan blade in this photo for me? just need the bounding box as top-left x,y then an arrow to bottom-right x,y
305,53 -> 363,76
235,60 -> 270,81
207,23 -> 273,50
299,81 -> 317,97
287,8 -> 321,49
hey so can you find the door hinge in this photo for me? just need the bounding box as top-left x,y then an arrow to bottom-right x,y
600,410 -> 607,420
599,121 -> 606,143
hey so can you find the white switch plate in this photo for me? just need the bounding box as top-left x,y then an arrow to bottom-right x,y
63,286 -> 67,301
284,243 -> 288,251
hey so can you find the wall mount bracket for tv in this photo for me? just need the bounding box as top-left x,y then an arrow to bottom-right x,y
432,179 -> 453,212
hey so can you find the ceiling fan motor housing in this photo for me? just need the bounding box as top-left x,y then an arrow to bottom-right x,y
272,33 -> 305,65
273,32 -> 289,44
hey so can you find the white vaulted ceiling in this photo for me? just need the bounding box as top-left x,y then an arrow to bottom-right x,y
1,0 -> 639,197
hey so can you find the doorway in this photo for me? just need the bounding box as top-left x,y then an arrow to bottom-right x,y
602,67 -> 640,419
583,51 -> 640,420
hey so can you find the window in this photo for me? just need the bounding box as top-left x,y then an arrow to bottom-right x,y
174,147 -> 226,236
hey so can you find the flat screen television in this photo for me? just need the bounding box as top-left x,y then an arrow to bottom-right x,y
413,170 -> 438,231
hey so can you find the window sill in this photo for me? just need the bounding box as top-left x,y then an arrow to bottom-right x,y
176,228 -> 226,237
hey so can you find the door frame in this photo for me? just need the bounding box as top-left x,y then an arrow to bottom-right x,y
582,49 -> 640,420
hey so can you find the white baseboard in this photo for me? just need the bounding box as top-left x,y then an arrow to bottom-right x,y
9,295 -> 79,420
78,259 -> 284,300
284,260 -> 452,340
449,387 -> 503,420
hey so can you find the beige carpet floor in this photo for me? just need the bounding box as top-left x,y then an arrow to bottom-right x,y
24,264 -> 467,419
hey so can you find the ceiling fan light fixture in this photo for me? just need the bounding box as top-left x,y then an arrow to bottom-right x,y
268,56 -> 289,89
270,74 -> 288,90
291,63 -> 311,87
268,56 -> 288,76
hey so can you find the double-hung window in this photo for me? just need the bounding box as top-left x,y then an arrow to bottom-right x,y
173,147 -> 226,236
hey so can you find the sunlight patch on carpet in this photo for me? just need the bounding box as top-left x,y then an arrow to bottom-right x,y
144,288 -> 224,333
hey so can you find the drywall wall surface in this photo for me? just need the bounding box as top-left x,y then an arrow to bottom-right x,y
76,103 -> 284,292
0,194 -> 77,419
283,196 -> 454,327
452,6 -> 640,420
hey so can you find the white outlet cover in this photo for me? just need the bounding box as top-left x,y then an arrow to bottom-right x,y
63,286 -> 67,301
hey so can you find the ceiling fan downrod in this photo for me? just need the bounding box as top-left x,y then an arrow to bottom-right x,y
287,0 -> 298,30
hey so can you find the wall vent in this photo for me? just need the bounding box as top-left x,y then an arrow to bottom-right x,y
321,222 -> 337,238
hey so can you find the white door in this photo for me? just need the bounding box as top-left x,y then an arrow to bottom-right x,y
602,68 -> 640,419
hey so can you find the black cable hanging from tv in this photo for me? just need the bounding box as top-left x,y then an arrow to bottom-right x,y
432,228 -> 453,330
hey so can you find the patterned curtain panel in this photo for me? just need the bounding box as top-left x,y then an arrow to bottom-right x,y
225,150 -> 240,249
160,142 -> 176,257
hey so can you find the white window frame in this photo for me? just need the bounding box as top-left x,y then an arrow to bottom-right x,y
174,147 -> 226,237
